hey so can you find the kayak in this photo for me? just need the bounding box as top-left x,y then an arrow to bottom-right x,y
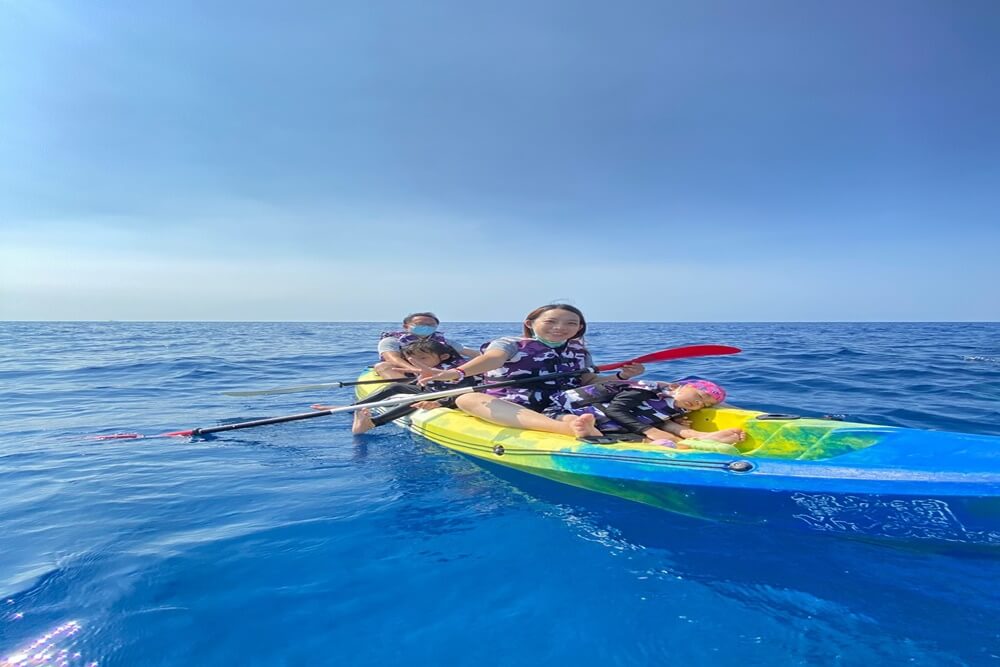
355,371 -> 1000,551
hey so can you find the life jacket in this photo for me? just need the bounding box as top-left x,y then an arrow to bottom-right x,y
438,356 -> 465,370
423,356 -> 471,392
481,337 -> 591,410
379,330 -> 453,348
546,380 -> 685,432
378,330 -> 466,368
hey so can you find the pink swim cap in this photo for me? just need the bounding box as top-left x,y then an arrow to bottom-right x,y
684,379 -> 726,404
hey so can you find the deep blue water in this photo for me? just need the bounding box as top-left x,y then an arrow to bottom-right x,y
1,321 -> 999,666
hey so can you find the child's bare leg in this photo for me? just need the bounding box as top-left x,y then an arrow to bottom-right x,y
642,426 -> 692,449
686,428 -> 745,444
643,426 -> 680,442
455,394 -> 601,437
661,421 -> 745,444
352,408 -> 376,434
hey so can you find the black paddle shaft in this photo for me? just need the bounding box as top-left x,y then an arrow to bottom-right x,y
191,409 -> 334,436
190,368 -> 595,436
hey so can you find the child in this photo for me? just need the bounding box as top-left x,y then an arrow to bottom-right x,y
316,338 -> 474,435
375,312 -> 480,379
545,378 -> 745,449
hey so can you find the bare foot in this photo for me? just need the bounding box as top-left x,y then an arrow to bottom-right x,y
568,413 -> 602,438
352,408 -> 376,434
697,428 -> 745,444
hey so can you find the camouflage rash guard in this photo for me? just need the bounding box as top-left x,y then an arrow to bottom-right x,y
479,336 -> 593,411
545,381 -> 686,434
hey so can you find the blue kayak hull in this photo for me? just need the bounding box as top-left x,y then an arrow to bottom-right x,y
358,370 -> 1000,550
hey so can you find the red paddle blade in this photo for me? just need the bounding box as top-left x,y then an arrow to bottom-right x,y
596,344 -> 741,371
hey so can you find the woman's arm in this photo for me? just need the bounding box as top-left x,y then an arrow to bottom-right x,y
419,347 -> 511,383
580,362 -> 645,386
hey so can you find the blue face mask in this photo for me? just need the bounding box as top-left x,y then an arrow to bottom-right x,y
409,324 -> 437,337
532,333 -> 566,348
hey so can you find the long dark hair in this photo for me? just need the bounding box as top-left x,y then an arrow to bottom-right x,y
522,304 -> 587,339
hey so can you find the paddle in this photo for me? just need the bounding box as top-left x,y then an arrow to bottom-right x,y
91,343 -> 741,441
88,369 -> 591,441
223,376 -> 414,397
223,344 -> 742,397
594,344 -> 741,372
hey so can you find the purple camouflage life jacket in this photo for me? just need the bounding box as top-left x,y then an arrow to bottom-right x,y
546,380 -> 684,432
481,338 -> 591,410
379,331 -> 467,390
378,330 -> 466,364
421,354 -> 470,391
437,356 -> 464,370
380,330 -> 453,349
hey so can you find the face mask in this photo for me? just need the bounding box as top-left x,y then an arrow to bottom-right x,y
532,333 -> 566,348
409,324 -> 437,337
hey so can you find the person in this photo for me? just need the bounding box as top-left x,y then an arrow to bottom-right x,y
314,338 -> 474,434
375,312 -> 479,379
545,378 -> 745,447
419,304 -> 644,438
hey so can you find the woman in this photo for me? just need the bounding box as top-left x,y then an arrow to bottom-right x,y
420,304 -> 643,437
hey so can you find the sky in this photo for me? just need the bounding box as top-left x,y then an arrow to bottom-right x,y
1,0 -> 998,322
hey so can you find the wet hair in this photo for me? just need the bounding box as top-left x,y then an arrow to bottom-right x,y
403,312 -> 440,326
522,303 -> 587,339
401,338 -> 457,361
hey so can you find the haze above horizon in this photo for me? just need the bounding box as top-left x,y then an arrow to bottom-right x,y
2,1 -> 998,322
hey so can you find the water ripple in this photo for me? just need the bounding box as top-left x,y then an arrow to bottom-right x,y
1,321 -> 999,665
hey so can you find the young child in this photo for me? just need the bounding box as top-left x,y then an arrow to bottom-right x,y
375,312 -> 479,379
315,338 -> 473,435
545,378 -> 745,449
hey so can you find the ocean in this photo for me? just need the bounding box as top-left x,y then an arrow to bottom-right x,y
1,321 -> 998,665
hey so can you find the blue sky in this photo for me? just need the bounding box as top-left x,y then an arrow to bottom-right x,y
2,0 -> 998,321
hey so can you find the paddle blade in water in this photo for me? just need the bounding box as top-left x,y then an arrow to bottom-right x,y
88,429 -> 195,441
